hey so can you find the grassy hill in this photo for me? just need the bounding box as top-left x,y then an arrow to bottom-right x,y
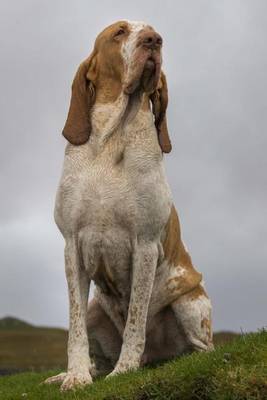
0,316 -> 34,330
0,330 -> 266,400
0,317 -> 67,373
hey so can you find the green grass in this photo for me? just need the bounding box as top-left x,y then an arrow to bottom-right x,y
0,330 -> 266,400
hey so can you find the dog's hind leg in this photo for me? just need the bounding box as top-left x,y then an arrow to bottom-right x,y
171,284 -> 214,353
87,298 -> 122,378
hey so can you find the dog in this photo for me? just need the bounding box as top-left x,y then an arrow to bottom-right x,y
45,20 -> 213,391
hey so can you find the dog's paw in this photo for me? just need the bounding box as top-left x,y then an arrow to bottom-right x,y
105,362 -> 138,379
43,372 -> 67,385
105,369 -> 121,379
60,371 -> 93,391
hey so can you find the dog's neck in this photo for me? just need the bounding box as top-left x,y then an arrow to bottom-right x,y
63,88 -> 161,176
90,89 -> 152,151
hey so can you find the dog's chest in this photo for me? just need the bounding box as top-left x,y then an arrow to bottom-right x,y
55,114 -> 172,302
56,116 -> 172,237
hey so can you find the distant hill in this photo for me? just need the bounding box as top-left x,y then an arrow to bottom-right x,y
0,316 -> 241,374
0,317 -> 67,373
0,316 -> 34,330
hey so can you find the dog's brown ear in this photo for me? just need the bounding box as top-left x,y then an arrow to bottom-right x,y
150,71 -> 172,153
62,55 -> 96,145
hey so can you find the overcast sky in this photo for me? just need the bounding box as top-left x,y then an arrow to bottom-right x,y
0,0 -> 266,332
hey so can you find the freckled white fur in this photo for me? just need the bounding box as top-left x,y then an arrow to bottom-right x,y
122,21 -> 147,64
167,265 -> 186,291
121,21 -> 148,90
172,293 -> 213,351
91,92 -> 128,144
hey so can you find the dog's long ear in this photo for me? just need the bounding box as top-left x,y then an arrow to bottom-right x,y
62,55 -> 96,145
150,71 -> 172,153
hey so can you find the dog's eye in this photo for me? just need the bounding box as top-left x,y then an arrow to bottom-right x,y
114,28 -> 125,38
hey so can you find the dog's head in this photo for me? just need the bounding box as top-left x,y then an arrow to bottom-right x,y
63,20 -> 171,153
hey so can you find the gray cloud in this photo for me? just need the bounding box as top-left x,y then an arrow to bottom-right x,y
0,0 -> 266,331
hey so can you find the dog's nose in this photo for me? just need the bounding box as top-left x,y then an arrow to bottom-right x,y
141,32 -> 163,49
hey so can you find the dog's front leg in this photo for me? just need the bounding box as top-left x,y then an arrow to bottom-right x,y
107,241 -> 158,377
60,238 -> 92,391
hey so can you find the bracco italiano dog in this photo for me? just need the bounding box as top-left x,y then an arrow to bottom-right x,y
45,20 -> 213,391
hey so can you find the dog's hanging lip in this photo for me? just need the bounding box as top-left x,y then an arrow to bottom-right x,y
145,57 -> 156,69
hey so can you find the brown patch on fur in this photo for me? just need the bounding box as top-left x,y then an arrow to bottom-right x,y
141,94 -> 151,111
167,272 -> 202,296
208,323 -> 213,342
163,206 -> 199,272
187,284 -> 207,301
201,318 -> 212,341
163,206 -> 202,295
89,21 -> 130,104
62,21 -> 130,145
62,56 -> 96,145
162,206 -> 181,265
